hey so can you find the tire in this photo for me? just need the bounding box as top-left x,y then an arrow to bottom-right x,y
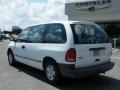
45,61 -> 61,84
0,38 -> 2,41
8,51 -> 16,66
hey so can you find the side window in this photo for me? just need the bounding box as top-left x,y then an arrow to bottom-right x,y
43,24 -> 66,43
27,25 -> 45,43
16,28 -> 30,42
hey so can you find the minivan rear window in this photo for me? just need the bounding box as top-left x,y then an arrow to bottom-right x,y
71,24 -> 110,44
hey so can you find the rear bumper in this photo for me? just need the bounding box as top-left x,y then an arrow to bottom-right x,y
58,62 -> 114,78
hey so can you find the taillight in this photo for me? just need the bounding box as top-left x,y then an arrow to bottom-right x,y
65,48 -> 76,62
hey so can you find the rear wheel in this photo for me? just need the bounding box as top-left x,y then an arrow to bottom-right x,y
0,38 -> 2,41
8,51 -> 16,66
45,61 -> 61,84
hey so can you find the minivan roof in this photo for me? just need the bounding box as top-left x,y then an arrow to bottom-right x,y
40,21 -> 93,24
25,21 -> 95,29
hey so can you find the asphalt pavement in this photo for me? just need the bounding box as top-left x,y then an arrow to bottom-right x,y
0,40 -> 120,90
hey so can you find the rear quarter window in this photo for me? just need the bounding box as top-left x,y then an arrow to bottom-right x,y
43,23 -> 67,43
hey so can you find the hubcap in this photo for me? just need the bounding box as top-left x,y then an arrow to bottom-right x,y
46,65 -> 55,81
8,53 -> 13,64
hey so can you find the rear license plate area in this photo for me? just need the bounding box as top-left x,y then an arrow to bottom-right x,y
89,47 -> 105,56
93,50 -> 100,56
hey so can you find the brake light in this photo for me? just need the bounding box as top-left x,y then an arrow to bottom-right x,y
65,48 -> 76,62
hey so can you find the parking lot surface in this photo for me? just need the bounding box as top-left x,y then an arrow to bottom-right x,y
0,41 -> 120,90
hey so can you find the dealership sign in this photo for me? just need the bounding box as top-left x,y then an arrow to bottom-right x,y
75,0 -> 112,12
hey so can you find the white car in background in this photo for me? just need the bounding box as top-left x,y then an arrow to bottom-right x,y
7,21 -> 114,84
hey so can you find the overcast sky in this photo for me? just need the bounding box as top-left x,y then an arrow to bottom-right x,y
0,0 -> 67,30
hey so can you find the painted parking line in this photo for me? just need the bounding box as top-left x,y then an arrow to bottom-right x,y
112,49 -> 120,52
111,57 -> 120,59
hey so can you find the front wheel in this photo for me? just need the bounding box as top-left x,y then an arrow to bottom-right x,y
45,61 -> 61,84
8,51 -> 16,66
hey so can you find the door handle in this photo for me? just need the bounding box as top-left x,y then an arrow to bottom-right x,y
22,45 -> 25,49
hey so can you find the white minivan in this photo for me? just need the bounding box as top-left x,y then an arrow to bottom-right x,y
7,21 -> 114,84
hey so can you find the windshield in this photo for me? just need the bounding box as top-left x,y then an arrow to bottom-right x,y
71,24 -> 110,44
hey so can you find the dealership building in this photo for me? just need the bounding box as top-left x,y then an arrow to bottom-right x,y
65,0 -> 120,40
